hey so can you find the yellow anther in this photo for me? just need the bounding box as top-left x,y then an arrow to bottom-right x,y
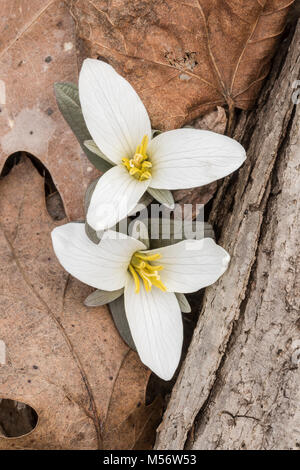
129,167 -> 141,177
139,171 -> 151,181
122,135 -> 152,182
128,251 -> 166,294
122,158 -> 131,171
135,252 -> 161,261
133,154 -> 145,165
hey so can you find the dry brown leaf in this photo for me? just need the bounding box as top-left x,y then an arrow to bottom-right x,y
0,157 -> 161,449
68,0 -> 293,130
0,0 -> 98,220
194,106 -> 227,135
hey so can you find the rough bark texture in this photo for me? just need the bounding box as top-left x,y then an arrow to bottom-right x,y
155,20 -> 300,451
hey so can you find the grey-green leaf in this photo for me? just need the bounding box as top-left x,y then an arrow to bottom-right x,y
54,82 -> 111,173
152,129 -> 162,138
109,295 -> 136,351
84,288 -> 124,307
84,140 -> 113,166
147,217 -> 189,248
84,178 -> 99,214
147,187 -> 175,209
175,293 -> 191,313
84,178 -> 100,244
85,222 -> 100,245
147,218 -> 215,249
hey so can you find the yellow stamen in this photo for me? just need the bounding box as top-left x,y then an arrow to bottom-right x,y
140,134 -> 148,154
135,252 -> 161,261
139,171 -> 151,181
150,278 -> 167,292
143,263 -> 163,272
129,167 -> 141,177
128,251 -> 166,294
129,264 -> 140,294
122,135 -> 151,182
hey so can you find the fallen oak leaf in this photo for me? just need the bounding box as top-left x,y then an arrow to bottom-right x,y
104,396 -> 163,450
68,0 -> 293,130
0,157 -> 160,449
103,352 -> 163,450
0,0 -> 98,220
194,106 -> 227,135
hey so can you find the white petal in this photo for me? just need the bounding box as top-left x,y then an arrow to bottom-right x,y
148,238 -> 230,293
148,128 -> 246,189
79,59 -> 151,164
124,275 -> 183,380
51,224 -> 143,291
87,165 -> 150,231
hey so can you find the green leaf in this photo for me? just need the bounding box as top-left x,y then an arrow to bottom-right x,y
147,187 -> 175,209
147,218 -> 215,249
152,129 -> 162,138
84,178 -> 98,214
175,293 -> 191,313
147,218 -> 188,248
84,288 -> 124,307
85,222 -> 100,245
109,295 -> 136,351
84,140 -> 113,166
84,178 -> 100,244
54,82 -> 111,173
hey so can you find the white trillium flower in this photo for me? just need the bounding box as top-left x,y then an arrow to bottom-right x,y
51,223 -> 230,380
79,59 -> 246,232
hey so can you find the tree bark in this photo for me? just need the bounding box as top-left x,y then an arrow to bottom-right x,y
155,20 -> 300,451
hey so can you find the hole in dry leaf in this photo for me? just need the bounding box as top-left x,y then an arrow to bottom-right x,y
0,152 -> 66,221
0,399 -> 38,438
0,152 -> 21,177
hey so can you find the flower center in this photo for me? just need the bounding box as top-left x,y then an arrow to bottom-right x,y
122,135 -> 152,181
128,251 -> 167,294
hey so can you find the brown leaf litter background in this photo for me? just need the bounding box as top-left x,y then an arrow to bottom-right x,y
0,0 -> 294,450
0,157 -> 161,450
0,0 -> 97,220
0,1 -> 161,450
69,0 -> 292,130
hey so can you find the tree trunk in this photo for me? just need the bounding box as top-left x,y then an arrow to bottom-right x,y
155,20 -> 300,451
